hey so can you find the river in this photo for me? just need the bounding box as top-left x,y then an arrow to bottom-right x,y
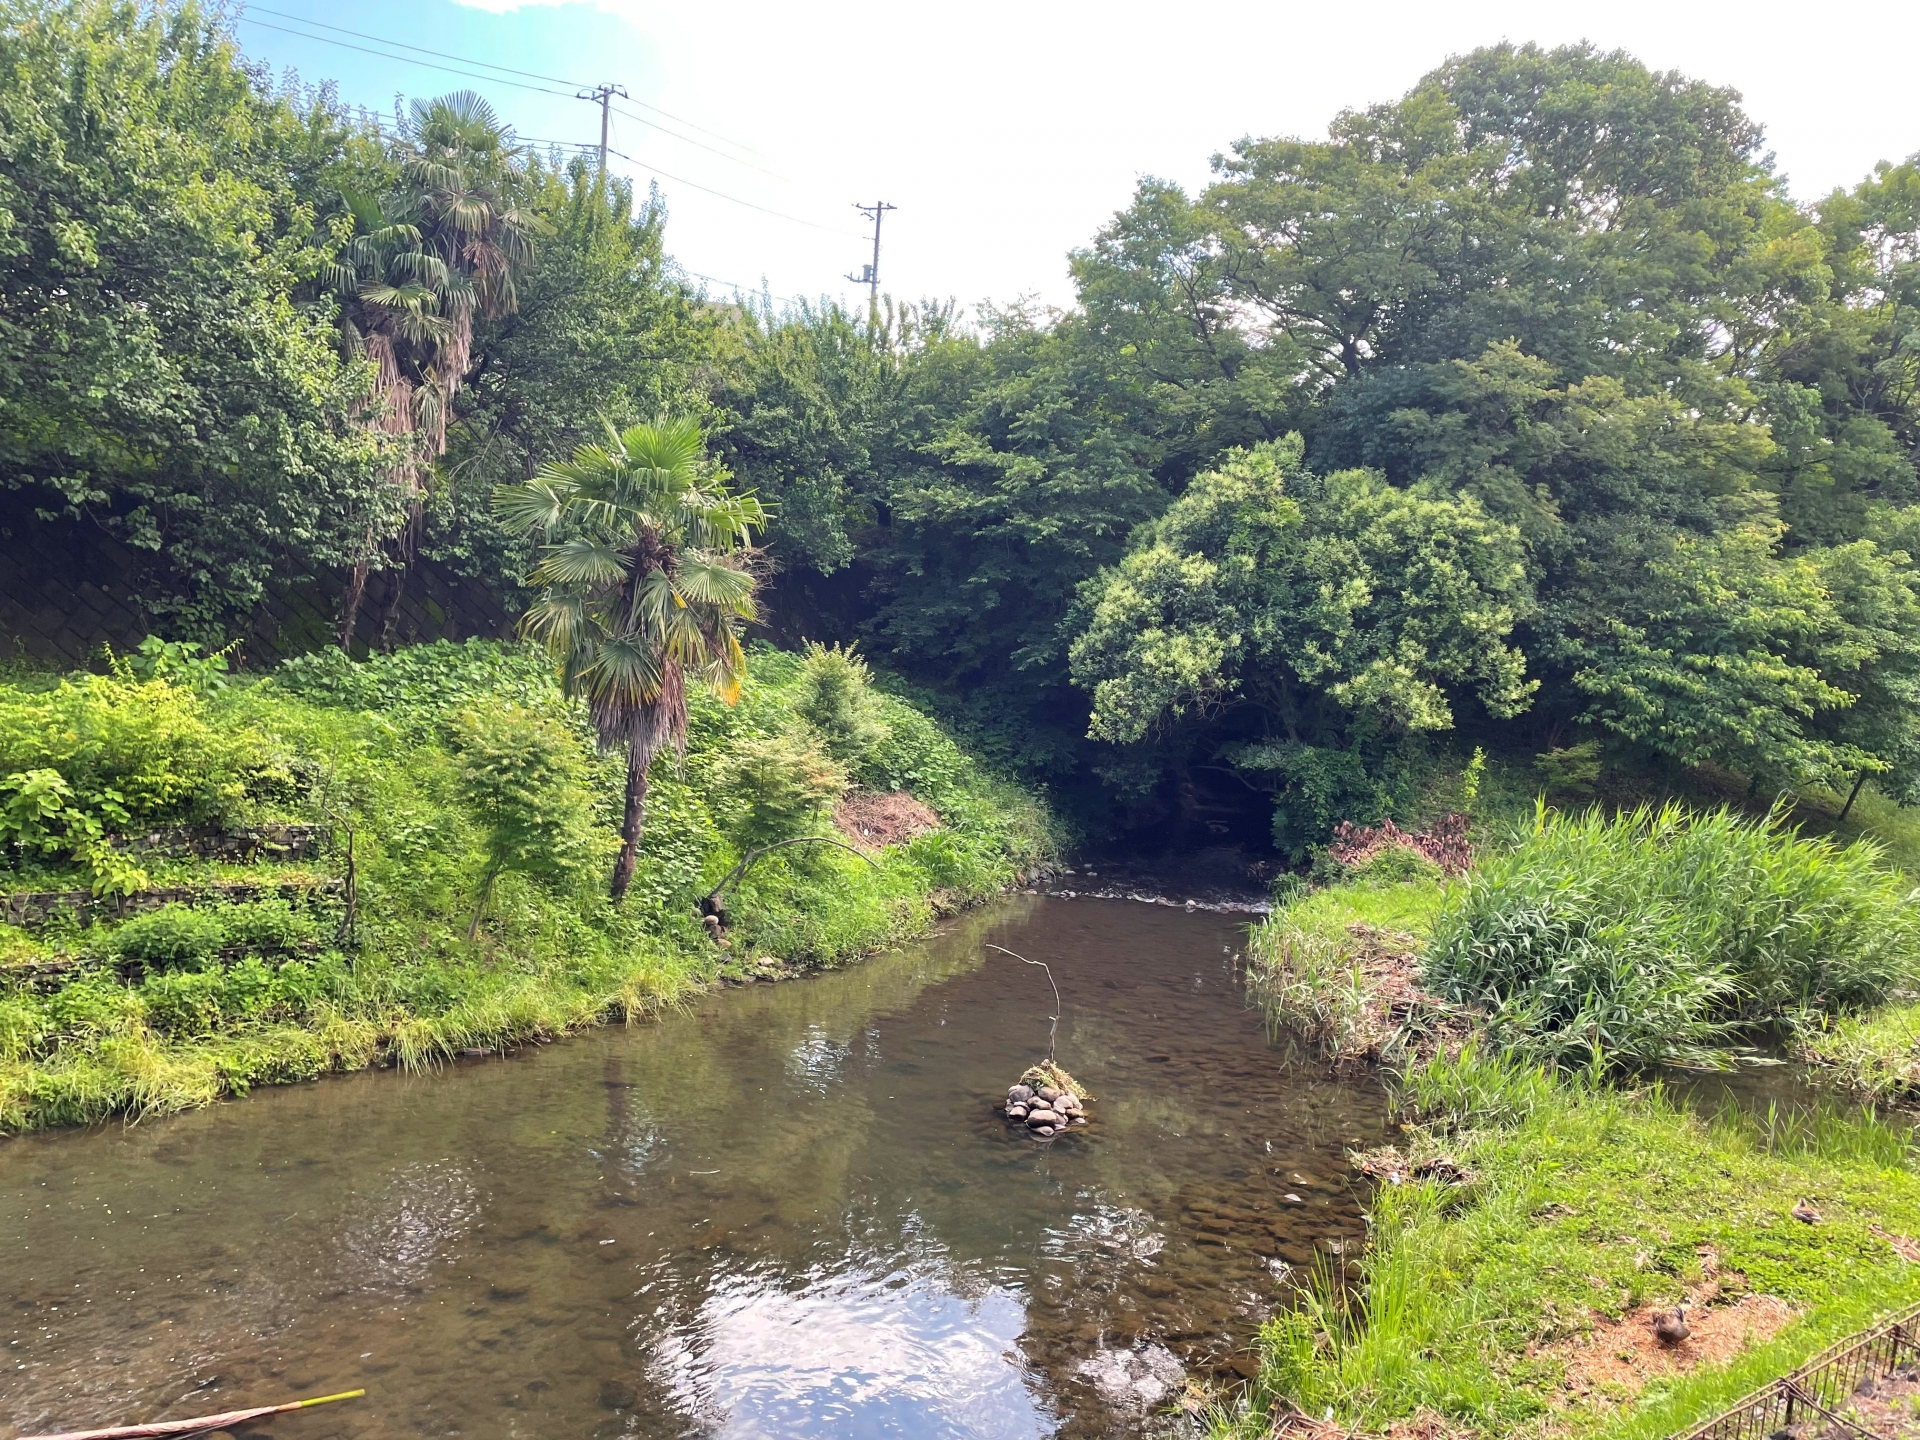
2,896 -> 1391,1439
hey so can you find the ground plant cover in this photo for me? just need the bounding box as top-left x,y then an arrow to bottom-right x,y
0,640 -> 1053,1132
1231,802 -> 1920,1439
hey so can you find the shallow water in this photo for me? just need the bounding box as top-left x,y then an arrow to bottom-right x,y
1,897 -> 1390,1438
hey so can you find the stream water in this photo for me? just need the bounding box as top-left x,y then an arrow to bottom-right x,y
1,896 -> 1392,1439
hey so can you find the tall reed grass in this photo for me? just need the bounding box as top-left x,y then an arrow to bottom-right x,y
1424,803 -> 1920,1071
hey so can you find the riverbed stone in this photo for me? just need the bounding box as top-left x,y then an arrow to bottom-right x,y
597,1380 -> 637,1410
1027,1109 -> 1060,1128
1007,1105 -> 1029,1120
1009,1084 -> 1034,1103
1037,1085 -> 1062,1103
1035,1124 -> 1055,1136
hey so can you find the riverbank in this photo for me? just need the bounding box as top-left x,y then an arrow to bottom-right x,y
1227,806 -> 1920,1438
1209,1048 -> 1920,1439
0,641 -> 1056,1133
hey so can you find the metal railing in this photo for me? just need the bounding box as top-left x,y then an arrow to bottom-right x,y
1673,1302 -> 1920,1439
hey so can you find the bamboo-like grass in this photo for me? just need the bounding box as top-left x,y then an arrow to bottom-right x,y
1424,803 -> 1920,1071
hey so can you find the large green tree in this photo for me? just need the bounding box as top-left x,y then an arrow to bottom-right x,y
1070,438 -> 1534,849
0,0 -> 388,634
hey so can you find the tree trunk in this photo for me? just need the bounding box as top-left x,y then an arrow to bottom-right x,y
337,561 -> 371,651
1838,769 -> 1869,823
376,560 -> 409,651
467,865 -> 502,942
610,743 -> 652,901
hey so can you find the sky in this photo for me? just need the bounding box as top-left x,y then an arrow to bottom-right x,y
235,0 -> 1920,319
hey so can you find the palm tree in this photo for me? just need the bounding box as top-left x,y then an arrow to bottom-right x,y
329,91 -> 537,649
496,417 -> 765,899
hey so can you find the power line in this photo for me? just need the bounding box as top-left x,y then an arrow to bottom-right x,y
616,98 -> 767,161
245,4 -> 590,89
679,268 -> 802,307
243,4 -> 766,160
607,102 -> 787,180
238,11 -> 865,289
238,16 -> 576,97
348,111 -> 851,240
604,145 -> 863,238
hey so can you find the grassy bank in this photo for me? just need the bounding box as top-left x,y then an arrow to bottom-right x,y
1234,803 -> 1920,1437
0,640 -> 1055,1133
1210,1049 -> 1920,1439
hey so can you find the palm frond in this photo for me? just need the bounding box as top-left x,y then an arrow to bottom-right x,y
533,538 -> 632,588
494,478 -> 571,534
672,555 -> 757,611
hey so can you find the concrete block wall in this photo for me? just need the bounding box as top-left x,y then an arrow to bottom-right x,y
0,505 -> 518,669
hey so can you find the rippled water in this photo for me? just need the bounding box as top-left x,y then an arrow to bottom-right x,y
1,896 -> 1391,1438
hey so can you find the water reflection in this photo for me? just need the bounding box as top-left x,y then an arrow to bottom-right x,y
650,1255 -> 1048,1440
2,897 -> 1391,1438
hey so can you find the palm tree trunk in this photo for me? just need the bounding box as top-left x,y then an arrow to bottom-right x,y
611,742 -> 652,901
337,561 -> 371,651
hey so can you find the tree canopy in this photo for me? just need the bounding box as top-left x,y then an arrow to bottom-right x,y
8,8 -> 1920,852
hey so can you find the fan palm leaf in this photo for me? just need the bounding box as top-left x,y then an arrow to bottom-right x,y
495,418 -> 765,897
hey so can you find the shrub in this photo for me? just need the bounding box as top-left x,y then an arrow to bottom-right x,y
139,957 -> 289,1037
794,642 -> 889,762
218,899 -> 322,956
0,674 -> 276,825
713,733 -> 847,850
450,703 -> 607,933
111,905 -> 227,974
1425,803 -> 1920,1070
0,672 -> 285,892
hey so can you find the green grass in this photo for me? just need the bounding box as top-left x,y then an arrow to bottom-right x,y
1795,1001 -> 1920,1105
0,640 -> 1056,1132
1424,803 -> 1920,1071
1209,1047 -> 1920,1439
1274,875 -> 1449,944
1246,877 -> 1447,1060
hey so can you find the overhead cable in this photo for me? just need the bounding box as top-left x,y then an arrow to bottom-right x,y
242,5 -> 765,158
604,145 -> 863,238
238,16 -> 576,97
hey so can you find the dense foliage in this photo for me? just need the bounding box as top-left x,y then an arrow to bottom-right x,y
0,0 -> 390,629
7,2 -> 1920,851
709,45 -> 1920,847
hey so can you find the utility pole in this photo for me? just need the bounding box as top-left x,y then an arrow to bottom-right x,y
577,83 -> 630,177
846,200 -> 896,312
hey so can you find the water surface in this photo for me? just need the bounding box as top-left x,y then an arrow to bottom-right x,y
2,897 -> 1389,1438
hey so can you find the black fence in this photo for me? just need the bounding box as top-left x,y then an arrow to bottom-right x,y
1674,1302 -> 1920,1439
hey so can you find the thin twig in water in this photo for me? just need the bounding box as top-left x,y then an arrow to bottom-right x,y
986,943 -> 1059,1063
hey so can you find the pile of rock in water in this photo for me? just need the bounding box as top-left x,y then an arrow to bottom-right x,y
1004,1076 -> 1088,1137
